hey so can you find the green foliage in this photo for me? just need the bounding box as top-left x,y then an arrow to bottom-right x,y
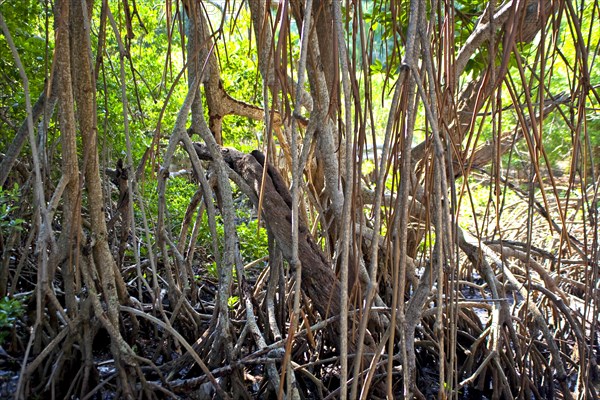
179,188 -> 268,281
194,200 -> 268,267
457,176 -> 490,227
0,0 -> 51,149
227,295 -> 239,309
196,212 -> 224,264
165,175 -> 199,228
417,231 -> 436,254
586,114 -> 600,165
0,296 -> 24,346
206,261 -> 218,279
361,159 -> 376,177
219,10 -> 263,148
93,0 -> 186,164
361,1 -> 405,72
0,184 -> 25,235
236,209 -> 268,263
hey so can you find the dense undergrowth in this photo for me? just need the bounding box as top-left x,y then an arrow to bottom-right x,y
1,0 -> 599,399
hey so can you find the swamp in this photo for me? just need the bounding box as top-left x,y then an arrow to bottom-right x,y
0,0 -> 599,399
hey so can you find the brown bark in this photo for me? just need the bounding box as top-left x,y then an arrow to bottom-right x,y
106,159 -> 131,268
248,0 -> 275,88
54,0 -> 81,322
193,144 -> 343,334
462,92 -> 569,175
412,0 -> 557,170
184,1 -> 284,143
69,0 -> 137,397
303,10 -> 344,226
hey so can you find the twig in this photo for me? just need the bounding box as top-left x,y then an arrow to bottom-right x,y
121,306 -> 231,400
